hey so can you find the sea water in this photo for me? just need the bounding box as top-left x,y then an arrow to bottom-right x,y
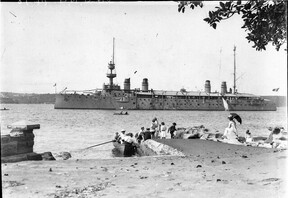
0,104 -> 287,159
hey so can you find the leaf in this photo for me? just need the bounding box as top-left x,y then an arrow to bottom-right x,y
244,3 -> 251,10
220,2 -> 225,8
182,7 -> 185,13
226,1 -> 231,8
209,11 -> 212,18
203,17 -> 210,23
212,23 -> 217,29
178,5 -> 182,12
199,2 -> 203,8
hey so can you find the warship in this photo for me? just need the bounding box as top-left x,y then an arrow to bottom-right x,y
54,39 -> 276,111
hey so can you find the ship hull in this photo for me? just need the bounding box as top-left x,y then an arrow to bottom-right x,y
54,92 -> 276,111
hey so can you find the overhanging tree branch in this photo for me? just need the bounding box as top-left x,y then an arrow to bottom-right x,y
178,0 -> 287,51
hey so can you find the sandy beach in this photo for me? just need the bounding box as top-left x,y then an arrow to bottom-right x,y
2,139 -> 287,198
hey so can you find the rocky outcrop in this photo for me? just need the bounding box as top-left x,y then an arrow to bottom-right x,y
141,140 -> 185,156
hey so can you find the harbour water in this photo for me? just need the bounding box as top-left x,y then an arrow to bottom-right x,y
0,104 -> 287,159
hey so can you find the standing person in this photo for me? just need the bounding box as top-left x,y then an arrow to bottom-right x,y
151,117 -> 159,139
168,122 -> 177,139
159,122 -> 167,139
223,115 -> 238,140
118,130 -> 137,157
220,115 -> 243,145
136,127 -> 145,144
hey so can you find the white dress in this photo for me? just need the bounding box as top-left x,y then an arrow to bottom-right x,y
223,120 -> 242,144
160,125 -> 167,139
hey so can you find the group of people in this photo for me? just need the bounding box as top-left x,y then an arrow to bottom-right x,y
113,117 -> 179,157
140,117 -> 177,140
221,114 -> 286,148
114,115 -> 286,157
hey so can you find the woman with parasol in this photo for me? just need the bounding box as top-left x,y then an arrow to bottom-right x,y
222,113 -> 242,144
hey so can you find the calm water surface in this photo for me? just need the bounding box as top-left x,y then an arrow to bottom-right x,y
0,104 -> 287,159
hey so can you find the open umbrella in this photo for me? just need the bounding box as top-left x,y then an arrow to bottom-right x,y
230,113 -> 242,124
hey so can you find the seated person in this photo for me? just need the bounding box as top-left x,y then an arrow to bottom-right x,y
257,127 -> 286,148
143,128 -> 152,141
245,130 -> 253,143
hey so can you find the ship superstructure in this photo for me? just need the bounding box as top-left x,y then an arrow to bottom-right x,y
54,40 -> 276,111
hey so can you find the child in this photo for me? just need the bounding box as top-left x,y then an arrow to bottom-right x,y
245,130 -> 253,143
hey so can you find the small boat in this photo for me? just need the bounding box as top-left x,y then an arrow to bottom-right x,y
112,142 -> 143,157
113,111 -> 129,115
0,108 -> 9,111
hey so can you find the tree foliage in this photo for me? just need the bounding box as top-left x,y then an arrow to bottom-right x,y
178,0 -> 287,51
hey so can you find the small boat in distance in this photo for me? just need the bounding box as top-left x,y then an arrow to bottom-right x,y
0,107 -> 9,111
113,111 -> 129,115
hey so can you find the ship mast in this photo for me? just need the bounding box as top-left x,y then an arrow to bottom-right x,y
107,38 -> 117,89
112,37 -> 115,64
233,45 -> 236,94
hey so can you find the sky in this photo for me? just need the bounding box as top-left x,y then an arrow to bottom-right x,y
0,1 -> 287,96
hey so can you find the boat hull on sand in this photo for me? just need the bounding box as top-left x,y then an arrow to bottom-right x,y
112,142 -> 144,157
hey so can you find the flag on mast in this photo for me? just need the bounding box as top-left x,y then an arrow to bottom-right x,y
53,83 -> 57,87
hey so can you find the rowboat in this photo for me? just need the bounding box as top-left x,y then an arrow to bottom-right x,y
112,142 -> 143,157
113,112 -> 129,115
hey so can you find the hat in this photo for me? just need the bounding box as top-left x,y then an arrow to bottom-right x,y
121,129 -> 126,132
146,128 -> 150,130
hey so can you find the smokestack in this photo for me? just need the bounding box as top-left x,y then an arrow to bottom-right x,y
124,78 -> 130,92
142,78 -> 148,92
205,80 -> 211,93
221,81 -> 227,95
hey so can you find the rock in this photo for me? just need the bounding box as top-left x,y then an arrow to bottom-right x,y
41,152 -> 56,161
26,153 -> 42,161
196,165 -> 202,168
54,152 -> 72,160
222,161 -> 226,164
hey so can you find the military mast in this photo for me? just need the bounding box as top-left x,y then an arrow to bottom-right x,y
107,38 -> 117,90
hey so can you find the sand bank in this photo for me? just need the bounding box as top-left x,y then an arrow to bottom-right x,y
2,139 -> 287,198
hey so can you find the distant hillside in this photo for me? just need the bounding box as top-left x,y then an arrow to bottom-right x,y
0,92 -> 286,107
0,92 -> 55,104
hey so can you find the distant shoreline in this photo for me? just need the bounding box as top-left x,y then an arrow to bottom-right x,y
0,92 -> 286,107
